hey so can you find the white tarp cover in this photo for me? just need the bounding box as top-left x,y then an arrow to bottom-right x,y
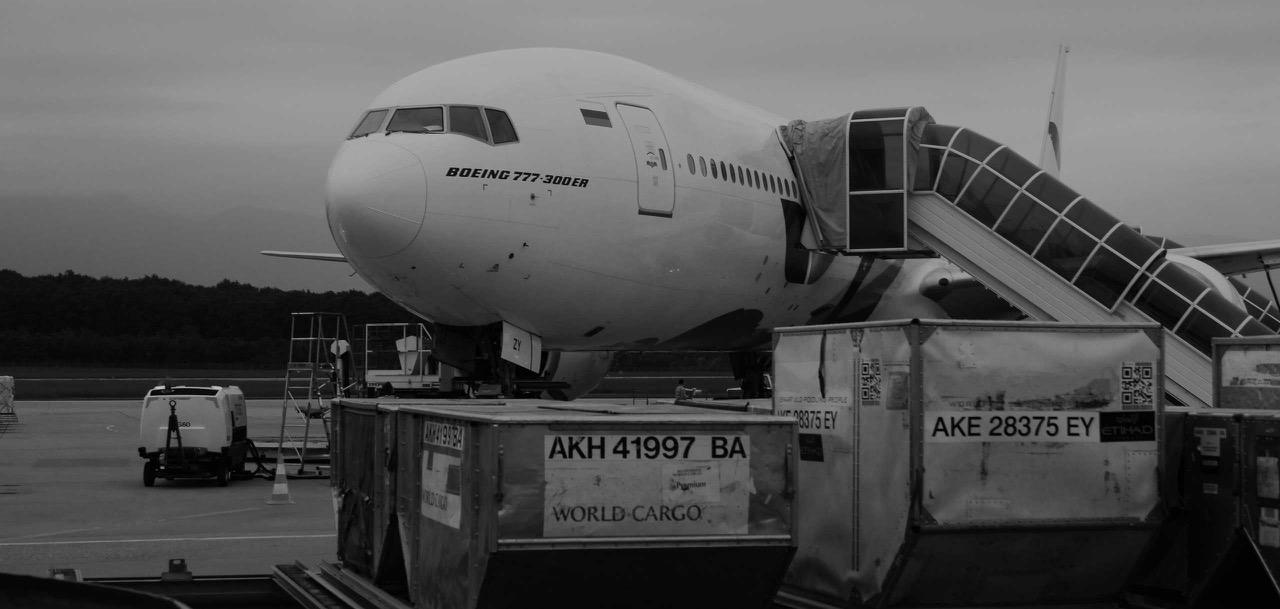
779,114 -> 850,249
0,376 -> 13,411
779,107 -> 933,250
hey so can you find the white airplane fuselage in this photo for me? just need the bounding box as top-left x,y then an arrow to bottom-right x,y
326,48 -> 947,352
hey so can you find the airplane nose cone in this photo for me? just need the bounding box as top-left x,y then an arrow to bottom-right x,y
326,141 -> 427,258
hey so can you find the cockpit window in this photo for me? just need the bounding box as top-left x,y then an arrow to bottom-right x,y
349,109 -> 388,138
485,108 -> 518,144
449,106 -> 488,141
387,107 -> 444,134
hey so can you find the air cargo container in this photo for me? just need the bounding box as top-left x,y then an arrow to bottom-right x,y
772,319 -> 1164,608
1214,336 -> 1280,410
330,399 -> 798,609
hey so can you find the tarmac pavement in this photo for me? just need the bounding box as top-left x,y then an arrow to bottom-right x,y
0,399 -> 335,578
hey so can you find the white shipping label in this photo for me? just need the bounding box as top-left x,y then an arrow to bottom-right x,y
545,434 -> 747,461
925,411 -> 1099,442
1260,456 -> 1280,500
1195,427 -> 1227,457
420,421 -> 465,529
1261,523 -> 1280,548
421,451 -> 461,528
543,433 -> 750,537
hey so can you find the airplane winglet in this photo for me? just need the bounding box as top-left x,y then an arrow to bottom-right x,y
260,250 -> 348,263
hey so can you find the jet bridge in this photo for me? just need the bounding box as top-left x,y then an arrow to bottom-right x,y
781,108 -> 1276,407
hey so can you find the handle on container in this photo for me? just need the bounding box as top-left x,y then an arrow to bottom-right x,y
783,443 -> 795,500
495,445 -> 505,503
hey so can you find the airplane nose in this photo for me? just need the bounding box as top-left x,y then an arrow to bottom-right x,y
326,141 -> 427,258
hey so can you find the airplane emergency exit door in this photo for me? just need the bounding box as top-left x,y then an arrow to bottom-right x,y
616,104 -> 675,217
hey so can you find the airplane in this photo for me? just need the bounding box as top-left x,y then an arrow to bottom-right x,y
265,47 -> 1280,400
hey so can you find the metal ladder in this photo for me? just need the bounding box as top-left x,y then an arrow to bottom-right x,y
275,312 -> 352,477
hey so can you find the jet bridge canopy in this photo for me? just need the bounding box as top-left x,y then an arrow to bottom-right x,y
778,107 -> 933,252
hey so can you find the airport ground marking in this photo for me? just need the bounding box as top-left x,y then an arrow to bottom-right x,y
173,507 -> 264,520
0,532 -> 336,547
0,527 -> 101,542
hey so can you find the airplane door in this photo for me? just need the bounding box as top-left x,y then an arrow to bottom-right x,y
616,104 -> 675,217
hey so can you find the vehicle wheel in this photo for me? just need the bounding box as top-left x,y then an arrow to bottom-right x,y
216,461 -> 229,487
143,461 -> 156,487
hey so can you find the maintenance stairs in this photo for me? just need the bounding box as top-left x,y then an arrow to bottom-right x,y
272,312 -> 355,478
787,108 -> 1278,407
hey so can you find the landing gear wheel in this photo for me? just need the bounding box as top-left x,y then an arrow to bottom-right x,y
143,461 -> 156,487
216,461 -> 229,487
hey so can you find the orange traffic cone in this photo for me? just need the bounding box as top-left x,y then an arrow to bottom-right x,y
267,451 -> 294,505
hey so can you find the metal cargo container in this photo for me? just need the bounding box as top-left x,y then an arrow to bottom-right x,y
772,319 -> 1165,607
1214,337 -> 1280,410
1186,411 -> 1244,588
1127,407 -> 1192,603
1240,412 -> 1280,588
331,399 -> 799,609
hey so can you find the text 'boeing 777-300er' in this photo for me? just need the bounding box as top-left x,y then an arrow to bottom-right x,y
265,48 -> 1280,404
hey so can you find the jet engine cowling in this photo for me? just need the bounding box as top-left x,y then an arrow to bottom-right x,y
538,351 -> 614,401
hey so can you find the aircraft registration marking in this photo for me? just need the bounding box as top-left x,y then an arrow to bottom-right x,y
446,166 -> 589,187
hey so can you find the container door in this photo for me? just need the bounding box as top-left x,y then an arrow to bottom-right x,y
616,104 -> 675,217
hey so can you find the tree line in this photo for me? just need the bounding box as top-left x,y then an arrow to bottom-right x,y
0,270 -> 414,368
0,270 -> 732,372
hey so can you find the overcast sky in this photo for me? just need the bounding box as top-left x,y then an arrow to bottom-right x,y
3,0 -> 1278,253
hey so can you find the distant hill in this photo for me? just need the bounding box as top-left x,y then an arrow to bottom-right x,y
0,194 -> 366,292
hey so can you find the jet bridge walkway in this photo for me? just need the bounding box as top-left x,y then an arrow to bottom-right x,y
782,108 -> 1277,407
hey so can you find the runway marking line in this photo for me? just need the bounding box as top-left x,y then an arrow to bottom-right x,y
0,533 -> 335,547
0,527 -> 101,542
174,507 -> 263,520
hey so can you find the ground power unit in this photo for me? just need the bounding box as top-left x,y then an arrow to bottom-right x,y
137,385 -> 249,486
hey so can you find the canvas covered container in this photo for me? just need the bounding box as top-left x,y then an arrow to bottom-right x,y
330,399 -> 798,609
772,319 -> 1165,608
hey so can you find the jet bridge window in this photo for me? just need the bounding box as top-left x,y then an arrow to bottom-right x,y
349,109 -> 389,138
449,106 -> 488,141
387,107 -> 444,134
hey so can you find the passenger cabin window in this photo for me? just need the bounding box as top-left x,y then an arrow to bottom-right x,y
449,106 -> 488,141
386,107 -> 443,134
485,109 -> 518,144
349,109 -> 389,138
659,149 -> 667,170
710,159 -> 718,179
699,157 -> 707,176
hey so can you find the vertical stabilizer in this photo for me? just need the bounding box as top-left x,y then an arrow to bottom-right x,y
1039,45 -> 1069,177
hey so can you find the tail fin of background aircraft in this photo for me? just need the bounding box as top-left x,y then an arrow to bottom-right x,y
1039,45 -> 1069,177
